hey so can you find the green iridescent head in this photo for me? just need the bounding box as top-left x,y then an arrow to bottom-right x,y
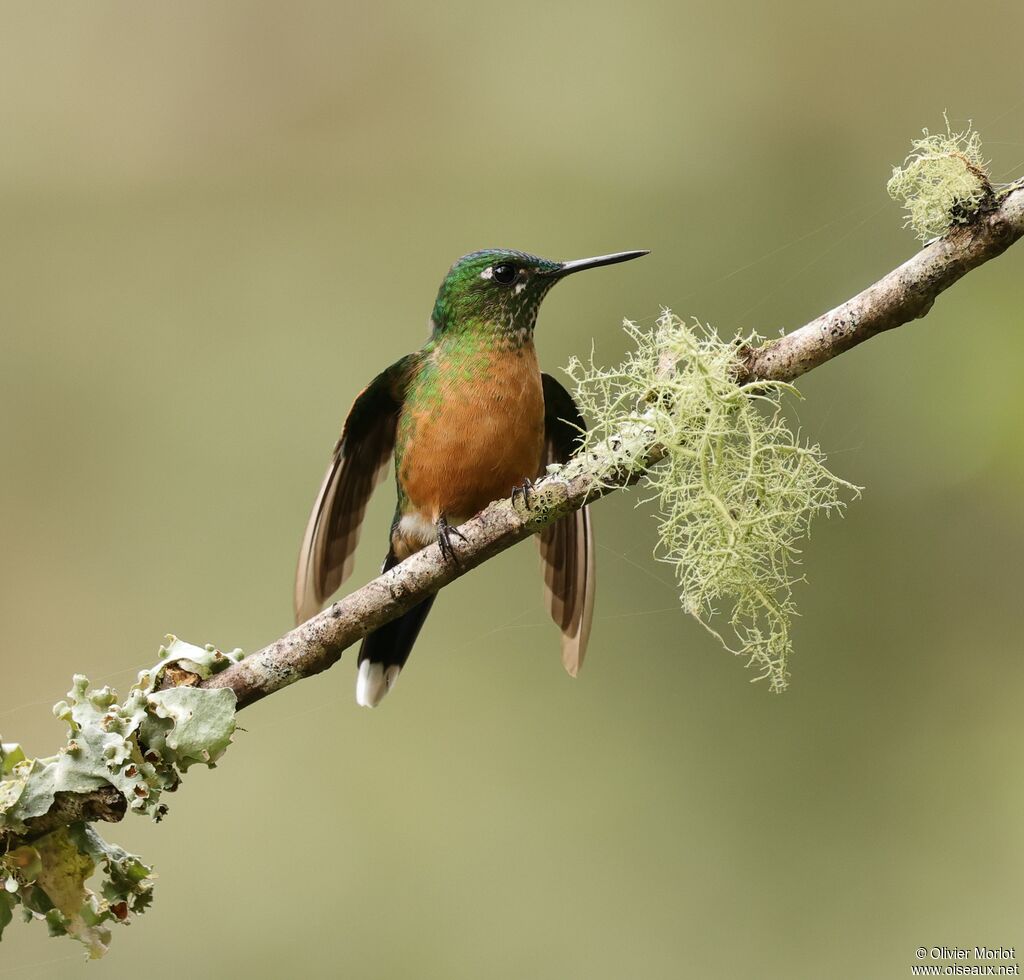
429,248 -> 648,341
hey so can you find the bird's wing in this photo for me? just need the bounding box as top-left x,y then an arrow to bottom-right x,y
294,354 -> 419,624
539,373 -> 595,677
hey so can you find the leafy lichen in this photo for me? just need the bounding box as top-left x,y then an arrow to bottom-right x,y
886,114 -> 992,241
564,313 -> 859,691
0,636 -> 243,957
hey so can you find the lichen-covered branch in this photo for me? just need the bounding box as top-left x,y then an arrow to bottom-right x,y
10,179 -> 1024,838
1,642 -> 239,954
739,180 -> 1024,383
207,178 -> 1024,709
3,134 -> 1022,959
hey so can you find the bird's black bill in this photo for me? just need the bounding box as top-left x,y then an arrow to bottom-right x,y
550,250 -> 649,278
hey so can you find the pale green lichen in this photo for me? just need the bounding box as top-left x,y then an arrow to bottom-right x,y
0,636 -> 243,957
564,313 -> 859,691
887,114 -> 992,241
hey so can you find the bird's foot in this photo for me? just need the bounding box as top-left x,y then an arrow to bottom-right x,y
511,478 -> 536,511
436,514 -> 467,565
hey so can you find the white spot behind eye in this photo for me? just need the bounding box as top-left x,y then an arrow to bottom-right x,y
480,267 -> 493,280
514,280 -> 526,295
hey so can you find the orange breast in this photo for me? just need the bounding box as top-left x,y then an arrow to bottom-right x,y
398,343 -> 544,529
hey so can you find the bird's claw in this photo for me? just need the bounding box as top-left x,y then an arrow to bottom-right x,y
511,478 -> 535,511
436,514 -> 467,565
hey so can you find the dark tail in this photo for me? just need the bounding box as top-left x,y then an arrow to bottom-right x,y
355,552 -> 436,707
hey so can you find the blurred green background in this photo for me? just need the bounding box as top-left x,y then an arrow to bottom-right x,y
2,2 -> 1022,978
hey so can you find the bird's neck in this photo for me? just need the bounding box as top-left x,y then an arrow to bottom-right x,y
431,315 -> 535,353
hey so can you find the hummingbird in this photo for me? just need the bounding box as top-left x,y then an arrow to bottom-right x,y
294,247 -> 648,706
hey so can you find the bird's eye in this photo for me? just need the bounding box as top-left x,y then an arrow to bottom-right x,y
492,263 -> 517,285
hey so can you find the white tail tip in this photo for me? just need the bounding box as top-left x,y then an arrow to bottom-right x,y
355,660 -> 401,707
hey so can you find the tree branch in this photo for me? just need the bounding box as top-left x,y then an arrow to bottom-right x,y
207,180 -> 1024,710
202,443 -> 649,710
738,181 -> 1024,382
12,180 -> 1024,841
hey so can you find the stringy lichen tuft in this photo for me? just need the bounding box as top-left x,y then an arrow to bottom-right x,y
564,313 -> 859,691
886,114 -> 992,241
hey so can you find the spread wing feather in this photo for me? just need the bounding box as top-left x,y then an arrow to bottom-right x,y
539,373 -> 595,677
294,354 -> 417,624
